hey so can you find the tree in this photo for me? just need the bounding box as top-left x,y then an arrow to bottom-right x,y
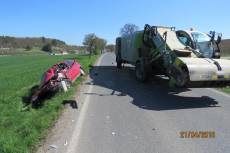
42,43 -> 52,52
51,39 -> 57,46
120,23 -> 139,36
41,37 -> 46,43
83,33 -> 97,56
25,45 -> 32,51
95,38 -> 107,54
83,33 -> 107,55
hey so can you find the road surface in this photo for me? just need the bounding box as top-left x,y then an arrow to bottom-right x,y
38,52 -> 230,153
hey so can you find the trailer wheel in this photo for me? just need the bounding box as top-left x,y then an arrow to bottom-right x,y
175,67 -> 188,87
135,62 -> 148,82
116,56 -> 122,69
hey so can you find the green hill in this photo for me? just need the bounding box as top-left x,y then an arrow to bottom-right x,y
0,36 -> 66,48
0,36 -> 85,55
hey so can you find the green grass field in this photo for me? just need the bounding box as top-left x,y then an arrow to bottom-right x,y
0,47 -> 47,56
0,54 -> 98,153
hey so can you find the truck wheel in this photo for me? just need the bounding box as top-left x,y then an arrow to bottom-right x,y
175,67 -> 188,87
116,56 -> 122,69
135,62 -> 148,82
175,75 -> 186,87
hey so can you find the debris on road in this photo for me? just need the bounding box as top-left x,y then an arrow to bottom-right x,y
49,144 -> 58,150
64,140 -> 68,146
112,132 -> 116,136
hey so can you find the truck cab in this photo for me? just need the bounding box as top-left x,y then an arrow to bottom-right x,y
176,30 -> 221,58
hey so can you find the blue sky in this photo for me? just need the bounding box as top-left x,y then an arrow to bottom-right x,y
0,0 -> 229,45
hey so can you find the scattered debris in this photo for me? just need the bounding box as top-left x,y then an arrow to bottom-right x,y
64,140 -> 68,146
49,144 -> 58,150
80,69 -> 85,76
112,132 -> 116,136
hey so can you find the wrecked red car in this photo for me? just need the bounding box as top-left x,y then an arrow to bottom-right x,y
31,60 -> 84,103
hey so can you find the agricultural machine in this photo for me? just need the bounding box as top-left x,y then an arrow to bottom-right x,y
116,24 -> 230,87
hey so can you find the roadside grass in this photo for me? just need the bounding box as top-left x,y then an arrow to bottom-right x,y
0,54 -> 98,153
219,87 -> 230,94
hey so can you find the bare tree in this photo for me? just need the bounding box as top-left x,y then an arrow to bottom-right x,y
120,23 -> 139,36
83,33 -> 107,55
83,33 -> 97,56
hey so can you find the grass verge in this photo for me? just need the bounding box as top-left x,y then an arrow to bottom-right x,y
0,54 -> 99,153
218,87 -> 230,94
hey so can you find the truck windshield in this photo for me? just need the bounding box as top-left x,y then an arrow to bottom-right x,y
191,32 -> 210,43
191,32 -> 213,58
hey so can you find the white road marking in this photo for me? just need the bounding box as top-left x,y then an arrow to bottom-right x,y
66,54 -> 105,153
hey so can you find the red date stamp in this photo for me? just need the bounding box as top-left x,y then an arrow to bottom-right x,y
180,131 -> 215,138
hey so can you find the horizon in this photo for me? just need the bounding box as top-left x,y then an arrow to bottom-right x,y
1,0 -> 230,45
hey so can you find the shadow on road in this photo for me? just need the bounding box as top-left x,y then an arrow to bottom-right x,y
87,65 -> 219,111
62,100 -> 78,109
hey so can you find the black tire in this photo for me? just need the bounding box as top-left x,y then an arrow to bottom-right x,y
175,67 -> 188,87
116,56 -> 122,69
135,62 -> 148,82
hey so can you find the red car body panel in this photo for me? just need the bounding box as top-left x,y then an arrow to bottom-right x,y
42,67 -> 56,85
64,60 -> 81,82
41,60 -> 81,86
31,60 -> 82,102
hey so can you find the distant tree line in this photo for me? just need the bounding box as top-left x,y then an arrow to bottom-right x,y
0,36 -> 66,51
0,34 -> 116,55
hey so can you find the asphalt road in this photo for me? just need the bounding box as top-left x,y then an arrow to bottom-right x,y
40,52 -> 230,153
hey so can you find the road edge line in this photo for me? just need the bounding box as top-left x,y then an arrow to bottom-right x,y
66,54 -> 105,153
